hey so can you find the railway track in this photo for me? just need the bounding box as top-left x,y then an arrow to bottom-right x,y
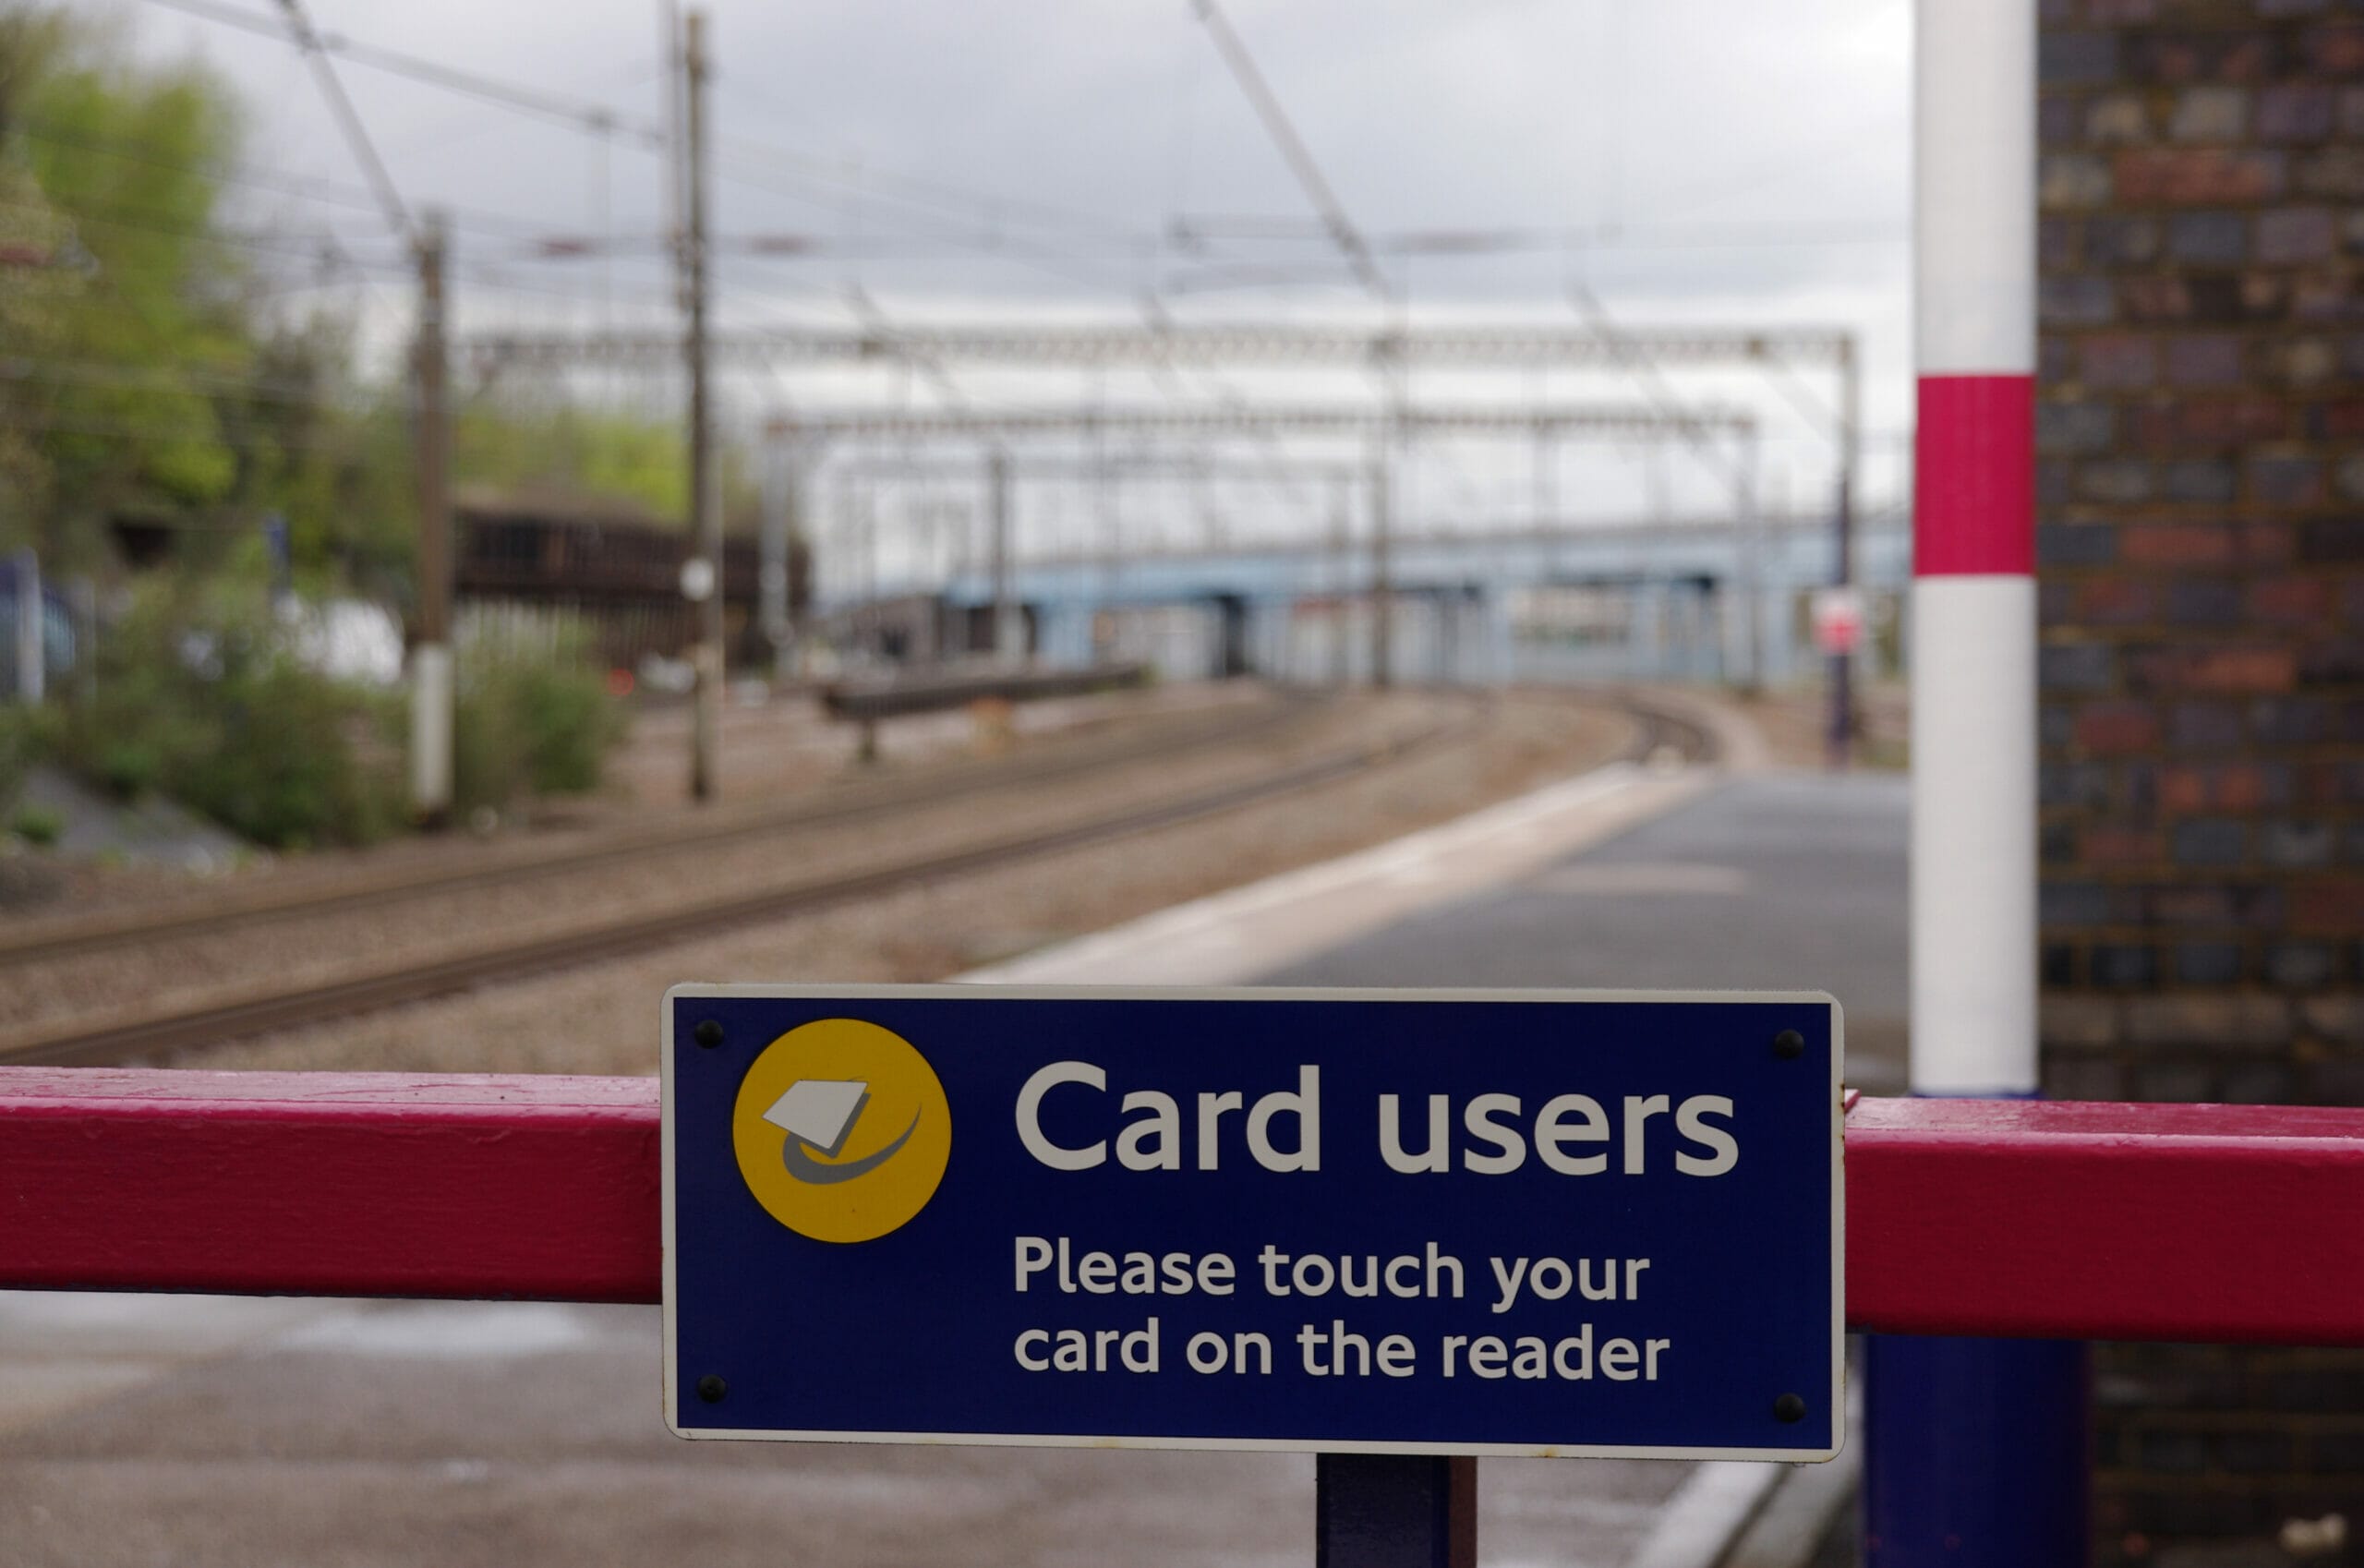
2,688 -> 1717,1068
0,692 -> 1317,969
1616,692 -> 1719,771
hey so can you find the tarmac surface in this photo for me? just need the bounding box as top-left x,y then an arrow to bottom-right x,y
0,1291 -> 1690,1568
1260,772 -> 1911,1092
0,760 -> 1903,1566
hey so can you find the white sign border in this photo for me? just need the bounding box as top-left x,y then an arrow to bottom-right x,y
660,982 -> 1846,1463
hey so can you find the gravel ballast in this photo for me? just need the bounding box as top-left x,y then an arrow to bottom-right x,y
176,690 -> 1634,1076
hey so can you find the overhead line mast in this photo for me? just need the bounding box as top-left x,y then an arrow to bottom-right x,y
259,0 -> 461,826
680,9 -> 721,803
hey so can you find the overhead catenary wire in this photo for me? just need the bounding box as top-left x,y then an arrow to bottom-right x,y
1171,0 -> 1397,669
140,0 -> 657,150
1184,0 -> 1388,305
122,0 -> 1903,312
710,78 -> 1135,245
0,404 -> 384,458
1563,276 -> 1749,488
7,186 -> 977,307
139,0 -> 1156,308
0,192 -> 408,272
266,0 -> 413,246
0,356 -> 381,410
6,116 -> 574,245
16,202 -> 676,318
139,0 -> 1141,256
706,155 -> 1137,296
10,184 -> 680,308
1166,215 -> 1910,255
90,0 -> 1883,549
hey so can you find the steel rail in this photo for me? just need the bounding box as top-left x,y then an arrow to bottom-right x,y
0,695 -> 1317,969
1,696 -> 1529,1067
4,690 -> 1715,1068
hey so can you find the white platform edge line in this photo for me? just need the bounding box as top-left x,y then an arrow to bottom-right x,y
1622,1461 -> 1786,1568
951,763 -> 1653,983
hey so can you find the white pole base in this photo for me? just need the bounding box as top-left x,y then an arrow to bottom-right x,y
1910,575 -> 2037,1096
410,642 -> 454,816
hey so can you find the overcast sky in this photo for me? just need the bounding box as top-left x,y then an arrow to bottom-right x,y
115,0 -> 1914,573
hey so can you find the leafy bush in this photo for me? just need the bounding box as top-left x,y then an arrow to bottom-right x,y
0,702 -> 52,817
451,619 -> 625,814
61,575 -> 404,849
9,803 -> 64,847
54,577 -> 623,847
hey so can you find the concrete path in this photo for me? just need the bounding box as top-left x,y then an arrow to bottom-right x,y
962,760 -> 1713,988
1257,772 -> 1911,1092
0,1291 -> 1690,1568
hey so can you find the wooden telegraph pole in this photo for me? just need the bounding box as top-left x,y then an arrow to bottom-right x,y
1827,335 -> 1861,769
681,9 -> 721,802
410,208 -> 453,826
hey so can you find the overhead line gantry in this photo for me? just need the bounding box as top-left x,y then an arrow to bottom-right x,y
466,323 -> 1851,374
768,403 -> 1761,687
763,403 -> 1755,441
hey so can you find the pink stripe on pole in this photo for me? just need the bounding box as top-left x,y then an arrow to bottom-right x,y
1914,374 -> 2034,577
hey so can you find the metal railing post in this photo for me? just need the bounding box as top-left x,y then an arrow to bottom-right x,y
1315,1454 -> 1474,1568
1878,0 -> 2085,1559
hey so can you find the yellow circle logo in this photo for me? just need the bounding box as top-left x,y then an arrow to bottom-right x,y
730,1018 -> 952,1243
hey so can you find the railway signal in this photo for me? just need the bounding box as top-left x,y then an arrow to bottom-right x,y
1809,586 -> 1863,658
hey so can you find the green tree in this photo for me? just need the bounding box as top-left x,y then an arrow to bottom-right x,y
1,7 -> 250,569
456,397 -> 688,524
0,6 -> 75,552
453,393 -> 765,537
0,6 -> 426,592
223,313 -> 415,593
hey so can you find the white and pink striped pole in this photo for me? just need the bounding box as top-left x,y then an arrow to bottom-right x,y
1911,0 -> 2037,1101
1867,3 -> 2087,1559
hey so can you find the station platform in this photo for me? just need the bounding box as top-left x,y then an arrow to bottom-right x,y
966,764 -> 1907,1094
0,745 -> 1900,1568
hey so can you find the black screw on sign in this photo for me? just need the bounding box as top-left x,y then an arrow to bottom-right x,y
1772,1029 -> 1805,1060
1315,1453 -> 1475,1568
696,1375 -> 728,1404
693,1019 -> 725,1049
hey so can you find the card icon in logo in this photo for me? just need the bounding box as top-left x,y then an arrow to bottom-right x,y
730,1020 -> 951,1242
762,1079 -> 868,1154
762,1079 -> 923,1186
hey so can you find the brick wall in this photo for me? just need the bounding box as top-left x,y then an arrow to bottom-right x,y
2035,1 -> 2364,1560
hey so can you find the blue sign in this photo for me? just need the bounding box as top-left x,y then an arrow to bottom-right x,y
663,984 -> 1842,1460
